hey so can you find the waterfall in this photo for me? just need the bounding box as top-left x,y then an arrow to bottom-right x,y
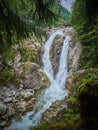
5,29 -> 71,130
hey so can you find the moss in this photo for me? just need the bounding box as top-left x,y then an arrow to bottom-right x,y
4,46 -> 15,63
18,42 -> 36,62
20,62 -> 31,78
30,122 -> 76,130
78,80 -> 98,130
73,69 -> 98,130
0,66 -> 15,85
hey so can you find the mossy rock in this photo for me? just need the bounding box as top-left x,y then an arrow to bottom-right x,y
73,69 -> 98,130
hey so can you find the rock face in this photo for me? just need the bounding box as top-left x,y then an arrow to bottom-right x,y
0,37 -> 47,128
22,63 -> 43,89
50,35 -> 64,77
38,69 -> 50,87
68,41 -> 82,74
66,29 -> 82,92
41,97 -> 68,122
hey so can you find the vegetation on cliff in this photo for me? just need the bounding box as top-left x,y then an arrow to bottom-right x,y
72,0 -> 98,68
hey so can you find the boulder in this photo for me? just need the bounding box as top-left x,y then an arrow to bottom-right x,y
21,62 -> 43,89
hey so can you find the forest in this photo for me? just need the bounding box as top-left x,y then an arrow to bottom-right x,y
0,0 -> 98,130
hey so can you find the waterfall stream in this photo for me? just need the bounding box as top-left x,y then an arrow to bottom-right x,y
5,29 -> 71,130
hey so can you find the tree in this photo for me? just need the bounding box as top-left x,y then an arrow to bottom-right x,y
0,0 -> 56,50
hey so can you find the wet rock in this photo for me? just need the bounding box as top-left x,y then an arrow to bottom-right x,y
41,98 -> 68,122
38,69 -> 50,87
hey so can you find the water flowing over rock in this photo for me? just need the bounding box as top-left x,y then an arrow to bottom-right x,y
5,28 -> 71,130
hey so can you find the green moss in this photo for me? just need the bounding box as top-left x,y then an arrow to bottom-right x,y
0,66 -> 15,85
18,43 -> 36,62
73,69 -> 98,130
4,46 -> 15,63
20,62 -> 30,78
30,122 -> 76,130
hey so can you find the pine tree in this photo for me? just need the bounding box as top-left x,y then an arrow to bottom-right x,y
0,0 -> 56,50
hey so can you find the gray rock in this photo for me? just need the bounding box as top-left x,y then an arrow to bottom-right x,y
0,102 -> 6,115
22,62 -> 43,89
4,97 -> 13,103
2,107 -> 15,119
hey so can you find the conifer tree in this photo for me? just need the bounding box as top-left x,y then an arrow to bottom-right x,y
0,0 -> 56,49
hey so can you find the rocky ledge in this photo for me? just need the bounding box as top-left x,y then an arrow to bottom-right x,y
41,97 -> 68,123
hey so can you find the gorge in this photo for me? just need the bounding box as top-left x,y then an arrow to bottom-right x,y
5,28 -> 71,130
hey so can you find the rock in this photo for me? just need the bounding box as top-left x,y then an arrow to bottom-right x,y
20,91 -> 34,100
68,41 -> 82,74
38,69 -> 50,87
15,101 -> 26,113
2,107 -> 15,119
0,102 -> 6,115
41,98 -> 68,122
50,35 -> 64,76
66,75 -> 75,92
26,98 -> 36,111
0,121 -> 6,127
4,97 -> 13,103
22,62 -> 43,89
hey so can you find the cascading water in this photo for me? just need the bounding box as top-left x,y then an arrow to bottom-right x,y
5,29 -> 71,130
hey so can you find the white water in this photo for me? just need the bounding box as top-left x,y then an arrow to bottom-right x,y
5,29 -> 71,130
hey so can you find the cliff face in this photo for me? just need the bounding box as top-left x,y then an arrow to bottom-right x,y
0,37 -> 49,128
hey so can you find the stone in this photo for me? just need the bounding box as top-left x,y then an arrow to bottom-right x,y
38,69 -> 50,87
66,75 -> 75,92
4,97 -> 13,103
22,62 -> 43,89
15,101 -> 26,113
0,102 -> 6,115
20,91 -> 34,100
26,98 -> 36,111
2,107 -> 15,119
41,98 -> 68,122
0,121 -> 6,127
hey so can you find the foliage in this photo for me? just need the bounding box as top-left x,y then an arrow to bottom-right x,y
0,66 -> 15,85
30,122 -> 75,130
73,69 -> 98,130
64,95 -> 80,123
18,42 -> 36,62
0,0 -> 56,50
71,0 -> 98,68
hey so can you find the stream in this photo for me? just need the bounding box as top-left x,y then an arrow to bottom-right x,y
5,29 -> 71,130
